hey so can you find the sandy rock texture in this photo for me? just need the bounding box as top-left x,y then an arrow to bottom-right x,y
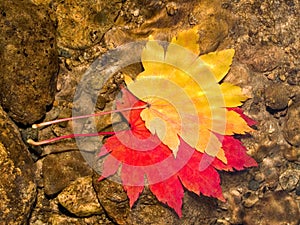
0,0 -> 58,125
0,106 -> 36,224
54,0 -> 122,50
57,176 -> 103,217
42,151 -> 93,196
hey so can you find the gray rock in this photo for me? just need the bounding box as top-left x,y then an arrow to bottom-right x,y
248,179 -> 260,191
58,176 -> 104,217
0,0 -> 58,124
0,106 -> 37,224
43,151 -> 93,196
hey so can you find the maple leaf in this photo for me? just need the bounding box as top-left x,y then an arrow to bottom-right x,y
98,88 -> 255,217
125,27 -> 252,162
27,27 -> 258,218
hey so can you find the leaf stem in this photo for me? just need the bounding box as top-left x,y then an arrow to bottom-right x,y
32,105 -> 147,129
27,131 -> 117,146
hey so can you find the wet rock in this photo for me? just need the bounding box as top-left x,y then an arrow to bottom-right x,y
54,0 -> 122,50
29,188 -> 57,224
243,192 -> 259,208
166,2 -> 178,16
279,169 -> 300,192
48,213 -> 113,225
287,69 -> 300,86
264,84 -> 289,111
238,45 -> 285,73
214,219 -> 231,225
43,151 -> 93,196
180,193 -> 220,224
0,0 -> 58,124
50,214 -> 109,225
58,176 -> 103,217
248,179 -> 260,191
93,176 -> 179,224
30,188 -> 113,224
243,191 -> 300,225
254,172 -> 265,183
107,0 -> 230,54
224,189 -> 243,225
0,106 -> 37,224
30,0 -> 52,6
283,146 -> 300,161
296,182 -> 300,196
94,175 -> 222,224
196,17 -> 229,54
283,102 -> 300,147
223,63 -> 251,87
260,157 -> 279,189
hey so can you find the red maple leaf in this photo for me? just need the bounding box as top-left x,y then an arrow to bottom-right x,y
98,88 -> 256,217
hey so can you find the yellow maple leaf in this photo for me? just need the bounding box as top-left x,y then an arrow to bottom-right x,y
125,27 -> 251,162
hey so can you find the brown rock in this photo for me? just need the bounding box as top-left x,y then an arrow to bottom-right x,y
283,102 -> 300,147
214,219 -> 231,225
287,69 -> 300,86
54,0 -> 122,50
29,188 -> 113,224
224,189 -> 243,224
93,174 -> 221,224
93,176 -> 178,225
48,213 -> 113,225
264,84 -> 289,110
224,62 -> 251,86
43,151 -> 93,196
31,0 -> 52,5
279,169 -> 300,192
283,146 -> 300,162
261,157 -> 279,189
243,192 -> 259,208
0,0 -> 58,124
0,106 -> 37,224
243,191 -> 300,225
106,0 -> 230,54
58,176 -> 104,217
238,45 -> 285,73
